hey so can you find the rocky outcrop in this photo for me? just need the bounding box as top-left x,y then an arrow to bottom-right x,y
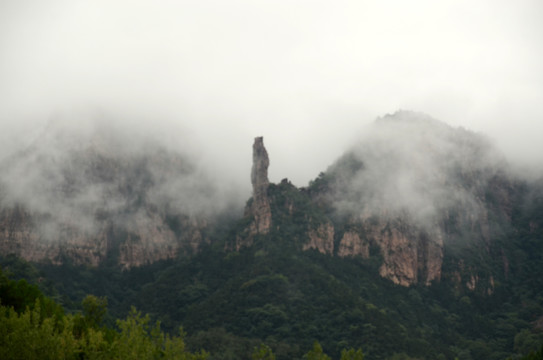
250,137 -> 272,235
0,207 -> 108,266
0,205 -> 207,269
303,223 -> 334,254
335,217 -> 443,286
372,221 -> 443,286
338,231 -> 369,258
234,137 -> 273,250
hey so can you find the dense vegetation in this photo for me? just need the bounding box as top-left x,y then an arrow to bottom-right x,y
0,265 -> 370,359
2,216 -> 542,360
0,266 -> 208,359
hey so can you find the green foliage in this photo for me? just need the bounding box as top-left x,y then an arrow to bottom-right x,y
0,269 -> 43,312
112,306 -> 209,359
515,345 -> 543,360
15,238 -> 542,360
82,294 -> 108,328
252,344 -> 276,360
340,348 -> 364,360
303,341 -> 331,360
515,330 -> 543,356
0,268 -> 208,360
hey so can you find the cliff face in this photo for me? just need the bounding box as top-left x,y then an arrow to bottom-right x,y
337,231 -> 369,258
373,221 -> 443,286
0,123 -> 215,268
334,218 -> 443,286
0,197 -> 208,269
303,223 -> 334,255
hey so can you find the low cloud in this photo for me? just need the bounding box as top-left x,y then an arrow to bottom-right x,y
325,111 -> 509,228
0,111 -> 246,240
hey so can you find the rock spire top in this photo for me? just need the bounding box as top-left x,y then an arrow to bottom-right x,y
251,136 -> 269,190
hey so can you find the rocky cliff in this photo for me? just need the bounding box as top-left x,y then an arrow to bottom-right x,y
334,217 -> 444,286
0,121 -> 217,268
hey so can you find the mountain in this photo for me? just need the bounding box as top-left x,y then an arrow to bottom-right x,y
1,111 -> 542,359
0,117 -> 238,268
233,111 -> 523,289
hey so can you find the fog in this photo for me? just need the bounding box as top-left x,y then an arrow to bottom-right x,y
1,0 -> 542,189
326,111 -> 509,230
0,112 -> 246,239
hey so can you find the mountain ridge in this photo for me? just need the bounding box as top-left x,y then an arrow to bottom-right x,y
0,111 -> 536,289
2,111 -> 543,359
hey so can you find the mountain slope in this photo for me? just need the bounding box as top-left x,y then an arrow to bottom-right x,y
0,117 -> 239,268
1,111 -> 543,359
230,111 -> 522,290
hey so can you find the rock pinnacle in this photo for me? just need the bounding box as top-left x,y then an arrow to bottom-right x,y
250,137 -> 271,234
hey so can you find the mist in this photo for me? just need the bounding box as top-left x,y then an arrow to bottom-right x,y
324,111 -> 511,231
0,111 -> 245,240
1,0 -> 542,190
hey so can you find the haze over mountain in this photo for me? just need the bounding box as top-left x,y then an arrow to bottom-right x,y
327,111 -> 508,225
0,110 -> 532,285
1,0 -> 543,186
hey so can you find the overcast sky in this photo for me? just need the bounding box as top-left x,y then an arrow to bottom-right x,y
1,0 -> 542,187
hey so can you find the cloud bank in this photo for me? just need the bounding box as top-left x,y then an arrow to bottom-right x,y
0,113 -> 243,239
325,111 -> 509,228
1,0 -> 542,187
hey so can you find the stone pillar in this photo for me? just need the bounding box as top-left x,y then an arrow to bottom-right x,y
250,137 -> 271,234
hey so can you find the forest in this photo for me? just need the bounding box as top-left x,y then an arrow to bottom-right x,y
0,261 -> 368,359
1,232 -> 542,360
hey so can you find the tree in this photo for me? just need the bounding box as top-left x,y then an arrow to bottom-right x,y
113,306 -> 208,359
82,295 -> 108,328
303,341 -> 331,360
340,348 -> 365,360
252,344 -> 276,360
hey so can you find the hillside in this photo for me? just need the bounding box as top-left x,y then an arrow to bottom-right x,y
1,111 -> 543,359
0,117 -> 240,268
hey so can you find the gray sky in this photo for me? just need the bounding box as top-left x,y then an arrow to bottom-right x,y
1,0 -> 542,187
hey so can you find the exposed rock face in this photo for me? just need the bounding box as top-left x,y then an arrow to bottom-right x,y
338,231 -> 369,258
0,205 -> 207,269
116,213 -> 207,268
0,122 -> 216,268
374,224 -> 443,286
336,218 -> 443,286
303,223 -> 334,254
250,137 -> 272,235
0,207 -> 108,266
